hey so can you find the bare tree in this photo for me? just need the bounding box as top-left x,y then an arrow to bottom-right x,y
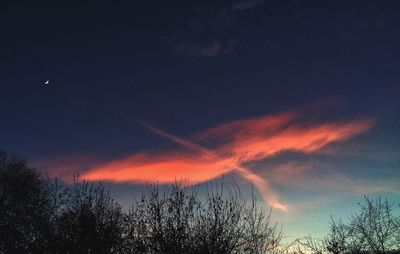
350,196 -> 400,254
296,236 -> 324,254
240,187 -> 282,254
323,217 -> 365,254
193,183 -> 245,254
322,196 -> 400,254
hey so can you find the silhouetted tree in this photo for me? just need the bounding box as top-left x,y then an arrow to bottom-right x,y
123,184 -> 205,254
323,217 -> 364,254
52,178 -> 124,254
350,196 -> 400,254
193,184 -> 245,254
0,151 -> 54,253
323,196 -> 400,254
240,189 -> 282,254
0,150 -> 284,254
323,218 -> 350,254
296,236 -> 324,254
294,196 -> 400,254
123,182 -> 282,254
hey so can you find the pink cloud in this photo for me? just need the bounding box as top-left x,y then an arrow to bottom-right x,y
77,109 -> 373,211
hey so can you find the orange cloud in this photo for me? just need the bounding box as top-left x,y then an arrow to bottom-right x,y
79,109 -> 373,211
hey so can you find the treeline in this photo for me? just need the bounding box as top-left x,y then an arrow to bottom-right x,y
1,150 -> 400,254
0,151 -> 280,254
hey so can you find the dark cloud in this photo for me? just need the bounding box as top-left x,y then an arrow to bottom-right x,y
164,0 -> 265,58
164,0 -> 396,58
171,39 -> 222,58
331,0 -> 389,42
231,0 -> 267,11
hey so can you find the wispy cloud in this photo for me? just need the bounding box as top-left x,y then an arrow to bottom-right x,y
231,0 -> 267,11
170,39 -> 223,58
33,154 -> 105,180
77,108 -> 373,211
264,160 -> 399,195
164,0 -> 266,58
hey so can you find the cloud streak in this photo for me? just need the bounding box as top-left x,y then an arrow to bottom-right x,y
79,109 -> 373,211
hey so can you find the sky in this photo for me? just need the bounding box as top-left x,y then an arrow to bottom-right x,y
1,0 -> 400,241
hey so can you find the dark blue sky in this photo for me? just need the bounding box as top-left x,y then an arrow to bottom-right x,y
1,0 -> 400,239
2,0 -> 399,156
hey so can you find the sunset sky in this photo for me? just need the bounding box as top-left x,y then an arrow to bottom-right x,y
1,0 -> 400,241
